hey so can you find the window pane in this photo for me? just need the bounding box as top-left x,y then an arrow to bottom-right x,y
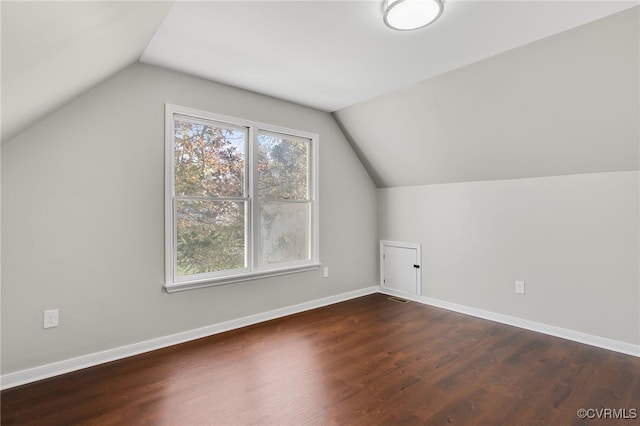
174,120 -> 245,198
176,199 -> 246,276
260,201 -> 309,265
258,133 -> 308,200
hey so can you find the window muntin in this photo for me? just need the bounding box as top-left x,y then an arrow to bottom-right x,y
166,105 -> 319,291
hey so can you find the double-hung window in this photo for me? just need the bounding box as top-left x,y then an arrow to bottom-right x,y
165,104 -> 319,292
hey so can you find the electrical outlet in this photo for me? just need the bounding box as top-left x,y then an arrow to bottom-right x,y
515,281 -> 525,295
323,267 -> 329,278
44,309 -> 59,328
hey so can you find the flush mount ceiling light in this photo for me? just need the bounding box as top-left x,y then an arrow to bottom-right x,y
383,0 -> 444,31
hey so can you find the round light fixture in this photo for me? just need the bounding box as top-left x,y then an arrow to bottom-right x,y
383,0 -> 444,31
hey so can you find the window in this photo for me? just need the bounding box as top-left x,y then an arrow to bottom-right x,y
165,105 -> 319,292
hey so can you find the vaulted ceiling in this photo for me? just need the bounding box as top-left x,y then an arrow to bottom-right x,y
2,1 -> 638,187
1,1 -> 172,143
335,5 -> 639,186
140,0 -> 634,112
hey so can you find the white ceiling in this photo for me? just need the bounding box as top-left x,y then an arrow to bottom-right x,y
1,1 -> 172,142
2,0 -> 637,146
141,0 -> 637,112
334,6 -> 639,187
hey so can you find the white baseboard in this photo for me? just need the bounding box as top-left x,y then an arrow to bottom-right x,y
4,285 -> 637,390
1,286 -> 378,390
379,287 -> 640,358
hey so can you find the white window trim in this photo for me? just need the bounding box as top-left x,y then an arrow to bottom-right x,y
164,104 -> 320,293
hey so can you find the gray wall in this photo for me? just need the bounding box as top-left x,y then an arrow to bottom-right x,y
3,6 -> 638,377
379,171 -> 639,345
358,6 -> 640,347
1,63 -> 378,374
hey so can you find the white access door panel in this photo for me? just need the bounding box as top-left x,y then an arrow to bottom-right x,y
381,241 -> 421,296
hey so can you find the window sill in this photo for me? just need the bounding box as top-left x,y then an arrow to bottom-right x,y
164,263 -> 322,293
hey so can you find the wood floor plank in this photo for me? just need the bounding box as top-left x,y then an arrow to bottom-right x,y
2,294 -> 639,425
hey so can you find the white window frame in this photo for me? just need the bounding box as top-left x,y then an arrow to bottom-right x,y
165,104 -> 320,293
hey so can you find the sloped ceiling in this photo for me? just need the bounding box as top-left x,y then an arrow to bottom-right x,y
140,0 -> 635,112
334,6 -> 640,187
2,1 -> 638,187
1,1 -> 172,142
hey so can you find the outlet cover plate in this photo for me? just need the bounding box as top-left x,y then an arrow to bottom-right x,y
515,281 -> 525,294
44,309 -> 59,328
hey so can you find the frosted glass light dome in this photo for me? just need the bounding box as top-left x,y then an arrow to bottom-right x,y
383,0 -> 444,31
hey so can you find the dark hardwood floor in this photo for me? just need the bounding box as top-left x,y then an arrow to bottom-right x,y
2,293 -> 639,425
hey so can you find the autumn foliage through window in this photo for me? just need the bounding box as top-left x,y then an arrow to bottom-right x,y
166,106 -> 318,290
